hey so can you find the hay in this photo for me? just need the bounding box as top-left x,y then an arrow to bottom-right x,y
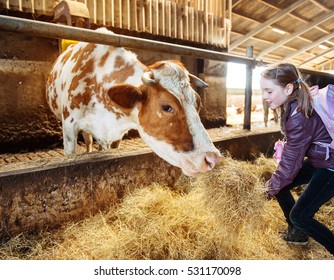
1,155 -> 333,260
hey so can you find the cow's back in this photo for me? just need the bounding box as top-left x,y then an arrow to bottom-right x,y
46,40 -> 145,120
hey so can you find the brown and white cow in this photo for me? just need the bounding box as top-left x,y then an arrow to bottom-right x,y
46,28 -> 221,176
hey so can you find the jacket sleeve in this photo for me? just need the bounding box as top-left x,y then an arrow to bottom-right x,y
267,113 -> 313,197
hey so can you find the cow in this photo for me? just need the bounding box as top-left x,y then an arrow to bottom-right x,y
301,70 -> 334,89
262,100 -> 279,127
46,28 -> 221,176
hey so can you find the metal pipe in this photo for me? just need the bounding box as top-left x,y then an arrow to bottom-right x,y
0,15 -> 256,66
243,46 -> 254,130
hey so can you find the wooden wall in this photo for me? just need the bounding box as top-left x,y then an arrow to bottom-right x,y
1,0 -> 231,48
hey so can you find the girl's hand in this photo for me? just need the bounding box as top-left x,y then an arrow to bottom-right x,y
262,181 -> 276,200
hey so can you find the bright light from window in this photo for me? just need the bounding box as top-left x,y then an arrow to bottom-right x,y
227,63 -> 265,89
319,44 -> 329,50
272,28 -> 285,34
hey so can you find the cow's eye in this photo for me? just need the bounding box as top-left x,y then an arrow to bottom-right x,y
161,104 -> 174,113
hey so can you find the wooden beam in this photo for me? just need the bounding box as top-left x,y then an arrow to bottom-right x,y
300,47 -> 334,67
258,0 -> 331,34
256,10 -> 334,59
283,31 -> 334,62
229,0 -> 305,50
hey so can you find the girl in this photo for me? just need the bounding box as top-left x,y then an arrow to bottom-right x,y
260,63 -> 334,255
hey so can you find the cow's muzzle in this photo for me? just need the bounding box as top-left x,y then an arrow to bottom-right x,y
181,150 -> 222,176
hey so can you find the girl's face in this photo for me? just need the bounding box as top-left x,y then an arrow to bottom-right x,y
260,76 -> 291,109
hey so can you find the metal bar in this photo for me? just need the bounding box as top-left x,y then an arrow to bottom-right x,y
243,46 -> 254,130
0,15 -> 255,65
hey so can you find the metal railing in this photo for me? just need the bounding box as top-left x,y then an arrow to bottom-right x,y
0,15 -> 254,65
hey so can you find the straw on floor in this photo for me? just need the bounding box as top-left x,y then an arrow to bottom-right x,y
1,155 -> 333,260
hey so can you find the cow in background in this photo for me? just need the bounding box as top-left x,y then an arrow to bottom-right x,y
263,100 -> 279,127
302,71 -> 334,88
46,28 -> 221,176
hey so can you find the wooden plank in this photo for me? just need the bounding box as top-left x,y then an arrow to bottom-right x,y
34,0 -> 45,13
152,0 -> 157,35
167,0 -> 171,37
183,0 -> 189,40
172,2 -> 177,38
113,0 -> 120,28
210,13 -> 214,44
8,0 -> 231,48
85,0 -> 96,24
148,0 -> 152,33
3,0 -> 9,9
9,0 -> 21,11
194,1 -> 199,42
119,0 -> 122,28
121,0 -> 128,29
214,0 -> 219,45
160,0 -> 165,36
220,0 -> 225,47
138,0 -> 144,31
190,7 -> 194,41
132,0 -> 138,31
104,0 -> 112,26
177,3 -> 182,39
126,0 -> 130,29
111,0 -> 114,26
96,0 -> 105,25
199,1 -> 204,43
204,0 -> 208,44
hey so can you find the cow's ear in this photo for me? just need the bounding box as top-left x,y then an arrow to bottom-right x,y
189,74 -> 208,88
107,84 -> 144,109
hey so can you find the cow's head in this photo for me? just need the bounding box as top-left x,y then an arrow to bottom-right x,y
107,60 -> 221,176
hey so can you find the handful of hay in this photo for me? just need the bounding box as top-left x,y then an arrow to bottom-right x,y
1,155 -> 333,260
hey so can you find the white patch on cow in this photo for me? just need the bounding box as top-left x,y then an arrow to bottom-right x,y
96,27 -> 114,35
156,111 -> 163,118
78,100 -> 138,145
137,127 -> 182,167
150,61 -> 191,101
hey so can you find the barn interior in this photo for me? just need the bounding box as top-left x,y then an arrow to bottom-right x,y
0,0 -> 334,260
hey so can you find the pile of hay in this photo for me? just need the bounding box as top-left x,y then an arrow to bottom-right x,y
1,155 -> 333,260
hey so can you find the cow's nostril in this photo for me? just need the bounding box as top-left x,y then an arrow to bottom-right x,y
205,158 -> 214,169
205,152 -> 221,169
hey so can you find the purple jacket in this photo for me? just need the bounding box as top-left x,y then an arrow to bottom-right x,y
267,100 -> 334,197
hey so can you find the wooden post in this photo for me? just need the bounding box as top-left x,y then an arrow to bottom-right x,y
243,46 -> 253,130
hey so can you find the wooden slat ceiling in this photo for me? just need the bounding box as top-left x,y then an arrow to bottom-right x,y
229,0 -> 334,72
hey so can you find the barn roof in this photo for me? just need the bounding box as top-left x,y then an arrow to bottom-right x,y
229,0 -> 334,72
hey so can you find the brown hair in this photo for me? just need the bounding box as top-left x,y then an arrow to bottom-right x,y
261,63 -> 312,135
